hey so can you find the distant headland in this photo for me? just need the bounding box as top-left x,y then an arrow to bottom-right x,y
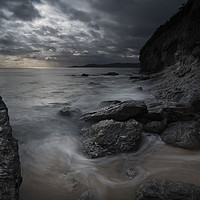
69,63 -> 140,68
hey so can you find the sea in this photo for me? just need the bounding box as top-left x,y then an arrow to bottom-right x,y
0,67 -> 200,200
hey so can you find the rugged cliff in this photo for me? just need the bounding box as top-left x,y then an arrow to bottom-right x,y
140,0 -> 200,73
139,0 -> 200,108
0,97 -> 22,200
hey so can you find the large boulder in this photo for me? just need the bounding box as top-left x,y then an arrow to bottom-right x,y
161,121 -> 200,150
81,100 -> 148,123
136,179 -> 200,200
0,97 -> 22,200
82,119 -> 142,158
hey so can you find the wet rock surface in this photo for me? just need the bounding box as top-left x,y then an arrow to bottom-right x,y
82,119 -> 142,158
161,121 -> 200,150
81,100 -> 148,123
0,97 -> 22,200
136,179 -> 200,200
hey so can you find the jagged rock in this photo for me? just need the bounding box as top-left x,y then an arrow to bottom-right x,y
136,179 -> 200,200
162,103 -> 195,122
161,121 -> 200,150
80,100 -> 148,123
138,101 -> 195,124
82,119 -> 142,158
144,119 -> 167,134
0,97 -> 22,200
59,107 -> 82,118
79,190 -> 100,200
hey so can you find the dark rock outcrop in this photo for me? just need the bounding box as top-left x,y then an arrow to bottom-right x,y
140,0 -> 200,73
80,100 -> 148,123
82,119 -> 142,158
161,121 -> 200,150
0,97 -> 22,200
136,179 -> 200,200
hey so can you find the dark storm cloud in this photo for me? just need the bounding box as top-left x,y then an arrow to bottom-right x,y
0,0 -> 41,21
0,0 -> 187,67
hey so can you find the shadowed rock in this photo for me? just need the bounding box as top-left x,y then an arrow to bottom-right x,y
161,121 -> 200,150
81,100 -> 148,123
136,179 -> 200,200
82,119 -> 142,158
144,119 -> 167,134
0,97 -> 22,200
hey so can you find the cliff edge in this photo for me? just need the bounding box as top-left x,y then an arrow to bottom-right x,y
139,0 -> 200,108
140,0 -> 200,73
0,97 -> 22,200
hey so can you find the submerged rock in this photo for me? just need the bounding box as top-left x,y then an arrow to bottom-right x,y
161,121 -> 200,150
0,97 -> 22,200
82,119 -> 142,158
81,100 -> 148,123
79,190 -> 100,200
136,179 -> 200,200
59,107 -> 82,118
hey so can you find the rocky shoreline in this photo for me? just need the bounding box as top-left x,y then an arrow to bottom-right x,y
74,0 -> 200,198
1,0 -> 200,199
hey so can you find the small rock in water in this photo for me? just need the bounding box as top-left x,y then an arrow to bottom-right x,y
81,73 -> 89,77
82,119 -> 143,158
79,190 -> 100,200
120,167 -> 138,180
102,72 -> 119,76
136,179 -> 200,200
137,87 -> 143,91
161,121 -> 200,150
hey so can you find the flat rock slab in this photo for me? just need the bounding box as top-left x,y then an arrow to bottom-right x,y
82,119 -> 142,158
161,121 -> 200,150
81,100 -> 148,122
136,179 -> 200,200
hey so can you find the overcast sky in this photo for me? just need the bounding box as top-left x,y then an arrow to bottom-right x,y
0,0 -> 186,67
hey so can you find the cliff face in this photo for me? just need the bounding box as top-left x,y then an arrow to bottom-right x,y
0,97 -> 22,200
140,0 -> 200,73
